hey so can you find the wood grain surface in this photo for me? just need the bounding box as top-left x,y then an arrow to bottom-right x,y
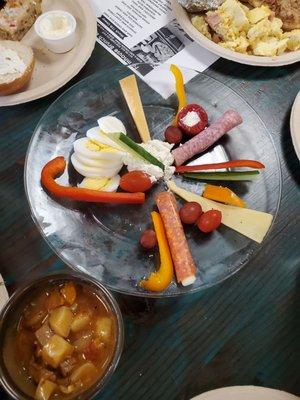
0,45 -> 299,400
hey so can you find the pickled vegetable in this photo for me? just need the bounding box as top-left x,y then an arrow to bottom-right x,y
70,362 -> 98,386
49,306 -> 73,338
35,380 -> 57,400
13,281 -> 117,399
42,335 -> 74,368
60,282 -> 77,306
70,312 -> 91,333
95,317 -> 112,342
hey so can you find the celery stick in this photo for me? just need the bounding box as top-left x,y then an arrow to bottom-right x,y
183,171 -> 260,181
117,133 -> 164,170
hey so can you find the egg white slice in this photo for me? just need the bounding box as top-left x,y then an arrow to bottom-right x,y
71,154 -> 122,178
73,138 -> 123,161
75,152 -> 123,169
78,175 -> 121,192
86,127 -> 124,151
97,116 -> 127,134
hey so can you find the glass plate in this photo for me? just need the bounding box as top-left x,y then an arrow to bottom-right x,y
25,67 -> 281,297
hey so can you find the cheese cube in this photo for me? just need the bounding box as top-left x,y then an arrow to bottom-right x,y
247,5 -> 271,24
42,335 -> 74,368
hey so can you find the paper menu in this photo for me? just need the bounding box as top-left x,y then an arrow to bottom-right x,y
91,0 -> 218,98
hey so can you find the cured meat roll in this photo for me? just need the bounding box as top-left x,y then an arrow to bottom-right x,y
172,109 -> 243,166
156,191 -> 197,286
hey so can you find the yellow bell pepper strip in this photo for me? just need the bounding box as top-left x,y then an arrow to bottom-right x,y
140,211 -> 174,292
170,64 -> 187,125
203,184 -> 246,208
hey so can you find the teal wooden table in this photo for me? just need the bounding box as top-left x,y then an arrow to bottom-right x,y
1,45 -> 299,400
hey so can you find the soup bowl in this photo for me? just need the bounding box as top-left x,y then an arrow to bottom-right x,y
0,273 -> 124,400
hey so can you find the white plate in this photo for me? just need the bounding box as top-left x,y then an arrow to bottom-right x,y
171,0 -> 300,67
0,0 -> 97,107
290,91 -> 300,160
191,386 -> 299,400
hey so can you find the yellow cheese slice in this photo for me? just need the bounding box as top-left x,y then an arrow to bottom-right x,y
119,75 -> 151,143
168,181 -> 273,243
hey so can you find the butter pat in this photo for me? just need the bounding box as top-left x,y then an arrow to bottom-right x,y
35,10 -> 76,53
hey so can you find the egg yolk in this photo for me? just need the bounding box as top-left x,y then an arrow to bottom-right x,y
81,177 -> 109,190
85,139 -> 118,153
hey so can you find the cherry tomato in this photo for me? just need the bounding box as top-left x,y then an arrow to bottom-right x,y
197,210 -> 222,233
120,171 -> 153,193
179,202 -> 202,224
164,126 -> 183,144
178,104 -> 208,136
140,229 -> 157,250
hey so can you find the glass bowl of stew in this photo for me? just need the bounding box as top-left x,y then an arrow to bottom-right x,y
0,273 -> 124,400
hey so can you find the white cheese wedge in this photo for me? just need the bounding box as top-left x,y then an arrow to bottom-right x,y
168,181 -> 273,243
119,75 -> 151,143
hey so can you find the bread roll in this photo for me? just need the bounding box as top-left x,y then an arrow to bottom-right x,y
0,40 -> 34,95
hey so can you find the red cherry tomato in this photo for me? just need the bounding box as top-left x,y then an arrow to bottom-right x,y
120,171 -> 153,193
197,210 -> 222,233
164,126 -> 183,144
179,202 -> 202,224
178,104 -> 208,136
140,229 -> 157,250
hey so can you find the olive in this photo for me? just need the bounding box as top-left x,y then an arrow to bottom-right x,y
164,126 -> 183,144
140,229 -> 157,250
179,202 -> 202,225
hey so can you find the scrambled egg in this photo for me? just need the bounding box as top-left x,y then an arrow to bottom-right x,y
191,0 -> 300,56
191,15 -> 212,39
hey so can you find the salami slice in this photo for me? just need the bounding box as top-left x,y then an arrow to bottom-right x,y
156,191 -> 197,286
172,109 -> 243,166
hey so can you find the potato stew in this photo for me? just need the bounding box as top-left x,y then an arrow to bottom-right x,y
13,281 -> 117,400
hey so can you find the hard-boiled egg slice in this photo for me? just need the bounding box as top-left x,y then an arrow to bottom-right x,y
103,175 -> 120,192
86,127 -> 124,151
73,138 -> 123,161
75,152 -> 123,169
98,116 -> 127,134
78,175 -> 120,192
71,154 -> 122,178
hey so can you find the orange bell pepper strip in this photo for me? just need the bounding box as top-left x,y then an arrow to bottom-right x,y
170,64 -> 187,125
203,184 -> 246,208
41,157 -> 145,204
176,159 -> 265,173
140,211 -> 174,292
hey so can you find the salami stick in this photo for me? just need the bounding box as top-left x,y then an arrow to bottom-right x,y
172,109 -> 243,166
156,192 -> 197,286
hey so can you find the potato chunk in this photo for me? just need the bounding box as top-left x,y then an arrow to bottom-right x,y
42,335 -> 74,368
70,312 -> 91,333
70,362 -> 98,387
49,306 -> 73,338
35,380 -> 57,400
95,317 -> 112,342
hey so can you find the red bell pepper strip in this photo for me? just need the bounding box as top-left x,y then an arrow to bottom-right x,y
175,159 -> 265,173
41,157 -> 145,204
